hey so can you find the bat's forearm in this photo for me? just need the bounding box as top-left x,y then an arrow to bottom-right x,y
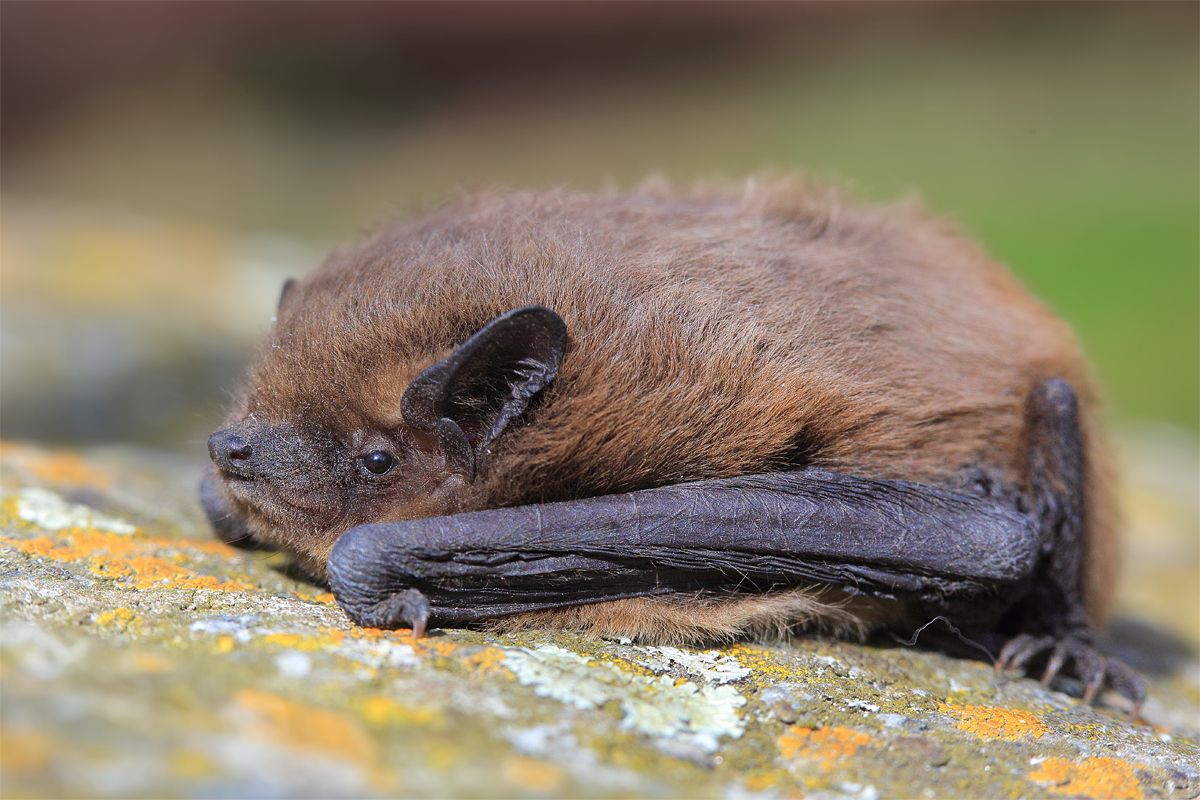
327,470 -> 1039,630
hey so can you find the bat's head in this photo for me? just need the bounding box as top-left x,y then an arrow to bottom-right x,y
203,277 -> 568,580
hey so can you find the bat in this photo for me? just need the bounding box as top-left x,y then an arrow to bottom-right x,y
202,179 -> 1144,709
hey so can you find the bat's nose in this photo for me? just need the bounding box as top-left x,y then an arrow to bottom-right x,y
208,428 -> 256,477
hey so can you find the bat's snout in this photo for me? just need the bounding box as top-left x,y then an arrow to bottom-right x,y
208,427 -> 257,478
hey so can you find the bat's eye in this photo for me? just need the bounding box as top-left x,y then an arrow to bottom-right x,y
360,450 -> 395,476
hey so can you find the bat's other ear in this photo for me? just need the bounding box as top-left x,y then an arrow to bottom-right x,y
401,305 -> 569,480
277,278 -> 297,312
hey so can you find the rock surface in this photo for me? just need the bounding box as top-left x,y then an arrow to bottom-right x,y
1,440 -> 1197,799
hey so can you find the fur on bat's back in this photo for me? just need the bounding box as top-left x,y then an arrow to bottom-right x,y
258,177 -> 1118,631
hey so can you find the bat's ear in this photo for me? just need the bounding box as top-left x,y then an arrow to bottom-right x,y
277,278 -> 297,312
401,305 -> 569,480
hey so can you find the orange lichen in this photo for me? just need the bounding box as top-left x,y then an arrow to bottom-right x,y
359,696 -> 442,727
1029,757 -> 1144,800
727,643 -> 795,681
3,528 -> 252,593
30,453 -> 112,488
168,749 -> 218,779
262,632 -> 321,650
233,689 -> 380,766
939,702 -> 1049,741
0,727 -> 55,773
261,629 -> 348,652
0,443 -> 112,488
411,637 -> 461,659
131,652 -> 172,673
778,725 -> 873,771
122,555 -> 248,591
290,589 -> 337,605
743,769 -> 795,793
262,627 -> 428,653
347,627 -> 394,640
502,755 -> 566,792
96,606 -> 138,628
462,646 -> 512,677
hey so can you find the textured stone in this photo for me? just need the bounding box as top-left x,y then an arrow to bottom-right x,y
1,440 -> 1197,799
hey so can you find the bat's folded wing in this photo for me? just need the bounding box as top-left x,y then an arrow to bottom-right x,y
327,469 -> 1039,631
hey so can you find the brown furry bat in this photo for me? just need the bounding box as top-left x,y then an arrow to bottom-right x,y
203,178 -> 1142,709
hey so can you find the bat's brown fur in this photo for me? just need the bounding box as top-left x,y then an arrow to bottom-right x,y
487,590 -> 906,645
216,176 -> 1118,641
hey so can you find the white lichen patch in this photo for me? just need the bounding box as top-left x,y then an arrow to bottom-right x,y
335,637 -> 418,670
505,646 -> 616,709
624,645 -> 751,685
626,676 -> 745,752
189,616 -> 420,671
504,645 -> 746,752
0,620 -> 90,680
275,651 -> 312,678
846,699 -> 881,713
190,615 -> 259,642
14,487 -> 136,534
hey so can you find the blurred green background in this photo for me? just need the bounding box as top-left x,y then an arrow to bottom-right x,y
2,1 -> 1197,448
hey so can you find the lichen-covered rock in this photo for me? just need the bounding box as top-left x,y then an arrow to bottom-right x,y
1,440 -> 1197,799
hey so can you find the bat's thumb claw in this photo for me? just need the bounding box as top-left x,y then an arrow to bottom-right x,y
326,524 -> 435,632
404,589 -> 431,639
342,586 -> 432,633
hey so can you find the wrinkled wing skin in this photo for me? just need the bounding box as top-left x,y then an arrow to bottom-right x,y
328,469 -> 1040,630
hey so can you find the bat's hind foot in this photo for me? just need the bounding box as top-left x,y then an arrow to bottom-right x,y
997,632 -> 1145,715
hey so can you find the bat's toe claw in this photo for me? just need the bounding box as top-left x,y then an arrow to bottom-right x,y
996,633 -> 1054,674
995,634 -> 1025,672
1081,669 -> 1105,704
1075,647 -> 1107,703
1104,658 -> 1148,718
998,631 -> 1146,716
1039,642 -> 1069,686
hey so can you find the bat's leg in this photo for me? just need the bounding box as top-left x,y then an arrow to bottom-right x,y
995,379 -> 1145,713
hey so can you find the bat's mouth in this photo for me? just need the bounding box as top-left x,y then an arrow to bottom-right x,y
218,471 -> 330,517
217,466 -> 256,482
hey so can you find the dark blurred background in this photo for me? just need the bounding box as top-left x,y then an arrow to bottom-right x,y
2,1 -> 1197,449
